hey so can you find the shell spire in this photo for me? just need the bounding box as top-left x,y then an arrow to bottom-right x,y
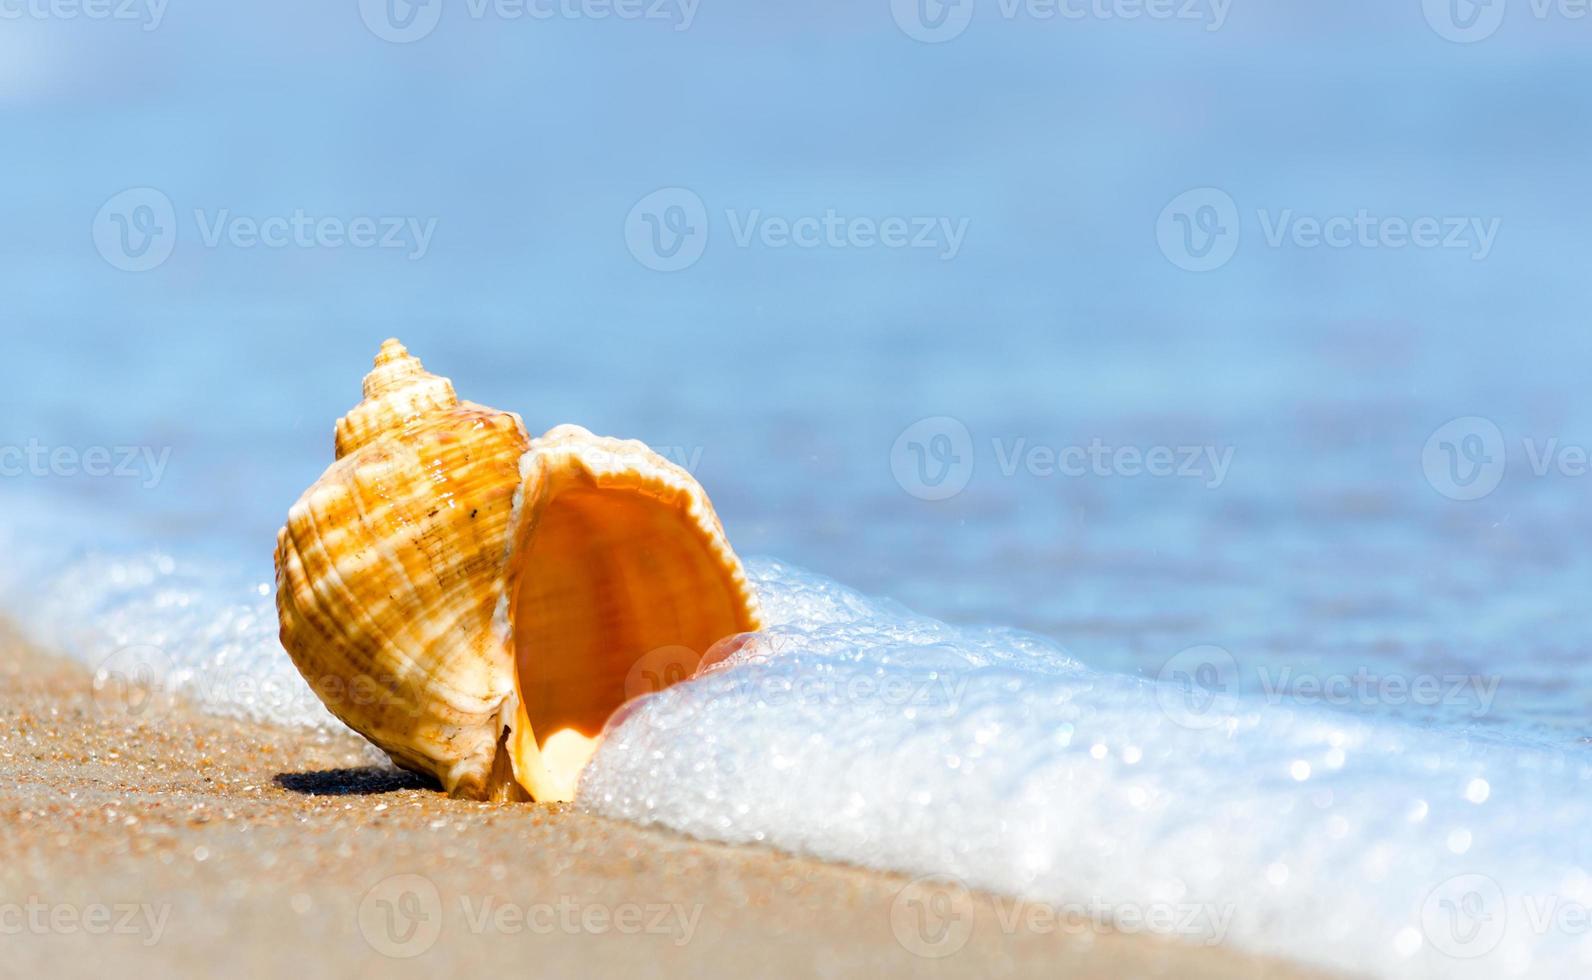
334,338 -> 461,459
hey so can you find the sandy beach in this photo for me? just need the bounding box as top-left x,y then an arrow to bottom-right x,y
0,629 -> 1328,979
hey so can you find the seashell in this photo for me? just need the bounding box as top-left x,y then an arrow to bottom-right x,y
275,339 -> 761,802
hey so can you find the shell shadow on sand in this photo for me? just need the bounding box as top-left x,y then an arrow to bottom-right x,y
272,767 -> 433,797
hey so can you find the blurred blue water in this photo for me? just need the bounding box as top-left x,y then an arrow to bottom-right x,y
5,1 -> 1591,738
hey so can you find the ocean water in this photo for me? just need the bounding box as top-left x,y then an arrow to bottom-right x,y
4,3 -> 1592,977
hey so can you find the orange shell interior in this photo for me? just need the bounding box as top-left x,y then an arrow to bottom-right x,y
506,481 -> 755,801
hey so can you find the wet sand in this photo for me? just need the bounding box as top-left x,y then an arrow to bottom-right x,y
0,630 -> 1330,979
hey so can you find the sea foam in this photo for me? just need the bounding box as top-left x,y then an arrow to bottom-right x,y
581,559 -> 1592,979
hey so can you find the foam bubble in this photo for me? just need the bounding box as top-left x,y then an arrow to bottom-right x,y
0,497 -> 335,731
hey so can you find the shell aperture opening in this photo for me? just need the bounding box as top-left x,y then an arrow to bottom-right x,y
508,484 -> 752,801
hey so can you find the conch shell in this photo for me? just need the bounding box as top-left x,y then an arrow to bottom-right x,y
274,340 -> 761,801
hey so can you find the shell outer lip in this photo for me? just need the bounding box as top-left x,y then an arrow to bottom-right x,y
495,423 -> 763,802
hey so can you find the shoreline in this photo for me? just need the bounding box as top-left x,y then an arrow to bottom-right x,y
0,629 -> 1330,978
